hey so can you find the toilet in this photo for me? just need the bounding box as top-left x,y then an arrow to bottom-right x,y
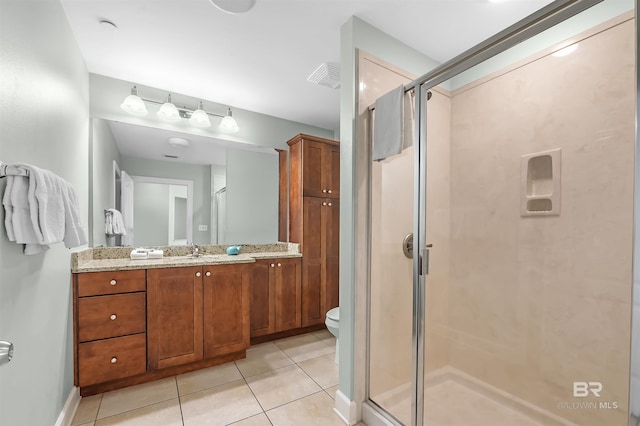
325,307 -> 340,364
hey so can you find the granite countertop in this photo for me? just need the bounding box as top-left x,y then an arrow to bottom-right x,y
72,243 -> 302,273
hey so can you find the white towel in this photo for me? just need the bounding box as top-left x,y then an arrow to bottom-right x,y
2,163 -> 86,254
373,85 -> 404,161
120,171 -> 135,246
105,208 -> 126,236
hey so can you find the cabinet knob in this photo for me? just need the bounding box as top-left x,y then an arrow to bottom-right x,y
111,357 -> 117,364
110,314 -> 117,321
270,263 -> 275,268
110,279 -> 117,286
322,189 -> 327,193
277,263 -> 282,267
206,271 -> 211,277
322,202 -> 327,206
328,203 -> 332,207
196,272 -> 201,277
328,189 -> 332,194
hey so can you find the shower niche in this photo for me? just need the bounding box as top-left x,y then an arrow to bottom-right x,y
520,148 -> 561,216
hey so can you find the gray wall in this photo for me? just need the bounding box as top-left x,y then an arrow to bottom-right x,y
91,118 -> 121,246
90,74 -> 335,151
133,181 -> 171,246
224,150 -> 279,244
120,155 -> 211,245
339,16 -> 440,403
0,1 -> 90,425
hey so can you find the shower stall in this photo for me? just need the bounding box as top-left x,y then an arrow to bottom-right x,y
360,1 -> 637,425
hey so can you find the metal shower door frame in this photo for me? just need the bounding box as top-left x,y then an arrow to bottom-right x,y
407,1 -> 605,425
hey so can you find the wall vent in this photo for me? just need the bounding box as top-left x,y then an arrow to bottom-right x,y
307,62 -> 340,89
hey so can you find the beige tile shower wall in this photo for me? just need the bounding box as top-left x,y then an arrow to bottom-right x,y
361,53 -> 451,403
423,88 -> 452,376
448,17 -> 635,426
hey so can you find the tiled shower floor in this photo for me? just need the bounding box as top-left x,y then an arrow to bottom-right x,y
71,330 -> 364,426
374,378 -> 545,426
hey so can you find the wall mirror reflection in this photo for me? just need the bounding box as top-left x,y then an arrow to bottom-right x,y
91,118 -> 279,248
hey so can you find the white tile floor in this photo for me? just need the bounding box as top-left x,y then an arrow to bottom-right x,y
72,330 -> 362,426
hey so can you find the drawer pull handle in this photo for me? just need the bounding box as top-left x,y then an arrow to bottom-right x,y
328,203 -> 332,207
277,263 -> 282,267
206,271 -> 211,277
110,314 -> 117,321
322,202 -> 327,206
328,189 -> 332,194
270,263 -> 275,268
322,189 -> 327,193
196,272 -> 201,277
110,280 -> 117,286
111,357 -> 117,364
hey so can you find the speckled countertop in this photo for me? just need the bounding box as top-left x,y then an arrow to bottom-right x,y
72,243 -> 302,273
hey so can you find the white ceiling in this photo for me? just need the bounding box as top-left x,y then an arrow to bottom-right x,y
108,121 -> 277,166
61,0 -> 555,134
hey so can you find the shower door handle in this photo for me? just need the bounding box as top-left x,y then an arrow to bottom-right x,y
0,341 -> 13,366
420,244 -> 433,276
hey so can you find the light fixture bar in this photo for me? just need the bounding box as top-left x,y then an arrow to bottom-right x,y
137,97 -> 227,118
120,86 -> 239,133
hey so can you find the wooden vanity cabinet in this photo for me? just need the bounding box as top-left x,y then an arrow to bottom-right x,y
147,264 -> 251,369
288,133 -> 340,328
250,258 -> 302,338
300,197 -> 339,326
147,266 -> 203,370
203,264 -> 251,358
74,270 -> 147,388
293,137 -> 340,199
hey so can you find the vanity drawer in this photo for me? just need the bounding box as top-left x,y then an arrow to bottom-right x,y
77,270 -> 146,297
77,334 -> 146,387
78,293 -> 146,342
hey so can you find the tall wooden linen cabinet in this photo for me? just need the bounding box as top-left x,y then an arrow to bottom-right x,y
287,134 -> 340,327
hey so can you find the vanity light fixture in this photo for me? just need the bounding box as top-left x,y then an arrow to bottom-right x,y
120,86 -> 148,116
189,101 -> 212,128
218,108 -> 239,133
120,86 -> 239,133
157,94 -> 181,122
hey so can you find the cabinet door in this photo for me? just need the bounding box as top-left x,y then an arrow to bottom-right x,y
326,144 -> 340,199
275,258 -> 302,332
250,260 -> 275,337
147,267 -> 203,370
302,140 -> 327,198
301,197 -> 325,326
325,199 -> 340,312
203,264 -> 250,358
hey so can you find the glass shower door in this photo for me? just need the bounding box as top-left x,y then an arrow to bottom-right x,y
420,2 -> 635,425
364,54 -> 418,425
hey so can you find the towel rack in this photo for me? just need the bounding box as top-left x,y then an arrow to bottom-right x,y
0,161 -> 29,178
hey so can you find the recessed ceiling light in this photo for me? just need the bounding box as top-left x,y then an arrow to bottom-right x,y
99,19 -> 118,32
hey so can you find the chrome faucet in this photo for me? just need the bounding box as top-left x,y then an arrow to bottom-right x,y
191,244 -> 200,257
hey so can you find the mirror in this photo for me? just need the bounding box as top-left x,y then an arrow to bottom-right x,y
91,118 -> 280,247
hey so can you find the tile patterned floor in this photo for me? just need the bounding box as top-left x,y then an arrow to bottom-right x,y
71,330 -> 363,426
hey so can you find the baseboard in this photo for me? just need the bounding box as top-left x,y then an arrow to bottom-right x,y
54,386 -> 80,426
334,389 -> 360,425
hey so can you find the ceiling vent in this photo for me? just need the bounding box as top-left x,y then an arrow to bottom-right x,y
307,62 -> 340,89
